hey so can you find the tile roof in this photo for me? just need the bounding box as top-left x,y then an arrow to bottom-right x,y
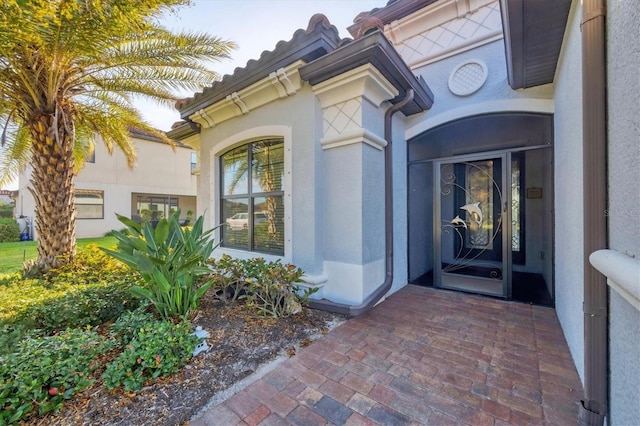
128,126 -> 189,148
175,14 -> 343,119
172,10 -> 434,133
348,0 -> 440,37
300,29 -> 434,116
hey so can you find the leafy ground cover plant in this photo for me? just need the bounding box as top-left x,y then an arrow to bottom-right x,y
0,243 -> 203,423
102,310 -> 199,391
0,329 -> 115,424
103,210 -> 218,321
209,255 -> 317,318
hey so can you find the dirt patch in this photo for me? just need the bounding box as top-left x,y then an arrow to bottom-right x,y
34,292 -> 345,426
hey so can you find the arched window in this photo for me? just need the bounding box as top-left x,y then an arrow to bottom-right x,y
220,138 -> 285,255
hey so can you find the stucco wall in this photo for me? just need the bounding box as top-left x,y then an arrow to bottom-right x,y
17,137 -> 197,239
553,0 -> 585,381
196,87 -> 325,277
390,111 -> 409,293
406,39 -> 554,139
606,1 -> 640,423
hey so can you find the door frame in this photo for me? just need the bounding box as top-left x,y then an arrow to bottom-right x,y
433,150 -> 513,298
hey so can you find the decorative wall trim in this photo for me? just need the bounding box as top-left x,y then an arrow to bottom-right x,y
448,59 -> 488,96
277,68 -> 297,96
408,32 -> 503,69
320,128 -> 388,151
312,64 -> 396,152
209,125 -> 294,260
226,92 -> 249,115
312,64 -> 398,108
189,61 -> 304,129
406,98 -> 554,139
385,0 -> 502,67
590,249 -> 640,311
269,71 -> 288,98
192,109 -> 216,128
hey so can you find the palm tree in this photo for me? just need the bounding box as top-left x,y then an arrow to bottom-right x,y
0,0 -> 235,272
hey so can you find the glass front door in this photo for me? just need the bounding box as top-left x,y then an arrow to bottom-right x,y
434,154 -> 511,297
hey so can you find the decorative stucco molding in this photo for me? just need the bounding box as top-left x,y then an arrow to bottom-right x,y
448,59 -> 488,96
311,64 -> 397,151
277,68 -> 297,96
269,67 -> 299,98
312,64 -> 398,108
269,71 -> 288,98
192,109 -> 216,128
320,128 -> 388,151
322,98 -> 362,140
590,249 -> 640,312
188,61 -> 304,129
385,0 -> 502,68
209,125 -> 294,260
226,92 -> 249,115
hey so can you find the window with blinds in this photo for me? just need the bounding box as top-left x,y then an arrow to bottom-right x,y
220,139 -> 284,255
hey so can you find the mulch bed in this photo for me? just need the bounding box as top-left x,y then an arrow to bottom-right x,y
33,292 -> 344,426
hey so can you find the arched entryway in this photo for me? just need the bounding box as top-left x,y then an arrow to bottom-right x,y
407,113 -> 554,306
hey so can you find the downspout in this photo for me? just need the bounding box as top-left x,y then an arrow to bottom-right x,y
309,89 -> 415,317
578,0 -> 608,425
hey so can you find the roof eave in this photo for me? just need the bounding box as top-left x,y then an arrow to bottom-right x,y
300,30 -> 434,115
166,121 -> 200,140
500,0 -> 572,90
348,0 -> 440,37
177,23 -> 342,119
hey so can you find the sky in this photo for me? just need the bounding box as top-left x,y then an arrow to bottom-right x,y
138,0 -> 388,131
1,0 -> 386,190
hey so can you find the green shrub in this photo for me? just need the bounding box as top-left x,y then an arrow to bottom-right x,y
0,329 -> 114,424
0,244 -> 141,349
12,281 -> 141,332
48,243 -> 132,283
207,253 -> 252,303
209,255 -> 317,318
103,315 -> 198,391
0,203 -> 13,219
0,218 -> 20,243
103,210 -> 218,321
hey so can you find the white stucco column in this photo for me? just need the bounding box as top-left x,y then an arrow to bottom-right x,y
312,64 -> 399,304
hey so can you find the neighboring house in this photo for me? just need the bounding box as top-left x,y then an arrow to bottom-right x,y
0,189 -> 14,207
169,0 -> 638,424
18,128 -> 197,239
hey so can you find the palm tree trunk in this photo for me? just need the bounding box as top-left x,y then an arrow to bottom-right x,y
28,112 -> 77,271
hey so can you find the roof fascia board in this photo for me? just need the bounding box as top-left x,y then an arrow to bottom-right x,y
166,121 -> 200,140
299,31 -> 434,115
312,63 -> 399,109
500,0 -> 525,89
501,0 -> 572,90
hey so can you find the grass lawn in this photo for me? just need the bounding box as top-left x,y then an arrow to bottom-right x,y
0,236 -> 117,274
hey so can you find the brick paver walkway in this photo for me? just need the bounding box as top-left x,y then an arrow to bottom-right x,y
191,285 -> 582,425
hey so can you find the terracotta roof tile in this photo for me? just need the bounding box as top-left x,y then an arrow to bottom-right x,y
176,15 -> 342,118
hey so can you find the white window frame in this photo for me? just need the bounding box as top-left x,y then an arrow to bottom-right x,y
211,125 -> 293,263
75,189 -> 104,219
